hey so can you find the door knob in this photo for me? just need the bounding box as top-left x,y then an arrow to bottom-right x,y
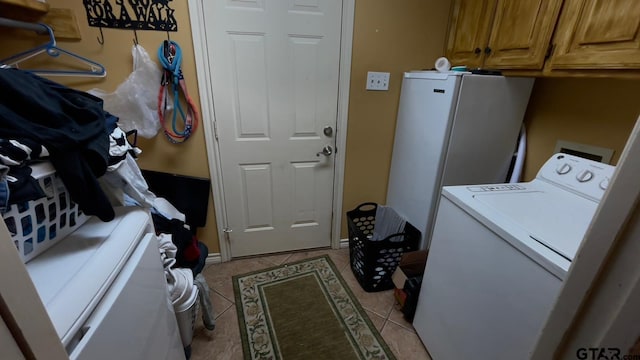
474,47 -> 481,55
316,145 -> 333,157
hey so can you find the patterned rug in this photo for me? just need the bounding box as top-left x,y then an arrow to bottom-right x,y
233,255 -> 396,360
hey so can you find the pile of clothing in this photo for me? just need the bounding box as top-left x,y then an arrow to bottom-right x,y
158,233 -> 215,333
152,199 -> 215,334
0,68 -> 117,221
0,68 -> 164,222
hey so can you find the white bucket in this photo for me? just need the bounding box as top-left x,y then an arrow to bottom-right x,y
175,285 -> 199,348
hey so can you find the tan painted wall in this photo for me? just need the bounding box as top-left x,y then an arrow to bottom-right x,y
0,1 -> 220,252
341,0 -> 452,237
523,78 -> 640,181
1,1 -> 453,250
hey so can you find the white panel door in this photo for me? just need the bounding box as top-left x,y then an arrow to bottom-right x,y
204,0 -> 342,257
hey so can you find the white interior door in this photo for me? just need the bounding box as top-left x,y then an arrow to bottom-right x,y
204,0 -> 342,257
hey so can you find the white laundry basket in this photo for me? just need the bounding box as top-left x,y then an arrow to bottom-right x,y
175,285 -> 199,348
2,162 -> 90,262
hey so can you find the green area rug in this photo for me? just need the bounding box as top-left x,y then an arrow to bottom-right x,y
233,255 -> 396,360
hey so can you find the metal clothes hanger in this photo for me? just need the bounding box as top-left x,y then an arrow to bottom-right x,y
0,23 -> 107,77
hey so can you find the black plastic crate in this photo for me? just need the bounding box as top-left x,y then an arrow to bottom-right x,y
347,202 -> 421,292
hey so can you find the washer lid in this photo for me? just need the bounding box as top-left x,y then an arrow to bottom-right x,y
473,188 -> 598,261
404,70 -> 469,80
25,207 -> 151,342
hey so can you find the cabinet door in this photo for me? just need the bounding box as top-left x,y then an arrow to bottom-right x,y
549,0 -> 640,69
446,0 -> 497,68
484,0 -> 563,69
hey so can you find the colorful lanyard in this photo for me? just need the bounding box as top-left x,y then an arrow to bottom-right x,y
158,40 -> 198,143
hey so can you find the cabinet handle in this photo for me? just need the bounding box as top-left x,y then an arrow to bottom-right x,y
484,47 -> 492,55
474,47 -> 481,55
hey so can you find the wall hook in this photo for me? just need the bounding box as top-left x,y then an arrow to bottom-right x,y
97,27 -> 104,45
133,29 -> 139,46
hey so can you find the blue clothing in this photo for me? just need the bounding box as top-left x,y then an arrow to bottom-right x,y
105,113 -> 119,133
0,178 -> 9,214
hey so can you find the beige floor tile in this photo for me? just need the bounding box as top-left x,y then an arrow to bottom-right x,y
259,252 -> 293,266
191,307 -> 243,360
331,248 -> 351,272
210,289 -> 233,318
364,309 -> 386,332
285,247 -> 351,273
339,265 -> 395,318
387,303 -> 416,332
203,257 -> 276,301
381,320 -> 431,360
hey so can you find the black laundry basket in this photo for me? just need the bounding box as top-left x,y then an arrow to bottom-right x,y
347,202 -> 421,292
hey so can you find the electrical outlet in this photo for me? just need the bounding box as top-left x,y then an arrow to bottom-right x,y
366,71 -> 390,91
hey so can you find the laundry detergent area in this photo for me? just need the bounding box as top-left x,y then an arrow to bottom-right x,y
1,1 -> 640,360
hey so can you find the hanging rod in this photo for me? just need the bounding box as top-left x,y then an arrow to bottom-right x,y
0,17 -> 47,34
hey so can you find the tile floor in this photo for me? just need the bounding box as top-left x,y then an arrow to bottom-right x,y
190,247 -> 431,360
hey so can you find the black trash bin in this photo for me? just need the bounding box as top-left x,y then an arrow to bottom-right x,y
347,202 -> 421,292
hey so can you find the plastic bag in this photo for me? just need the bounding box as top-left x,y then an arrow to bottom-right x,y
89,45 -> 166,138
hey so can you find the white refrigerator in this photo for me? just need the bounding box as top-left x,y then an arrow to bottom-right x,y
386,71 -> 534,249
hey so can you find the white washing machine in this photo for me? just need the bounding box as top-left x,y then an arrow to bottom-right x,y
26,207 -> 185,359
413,153 -> 615,360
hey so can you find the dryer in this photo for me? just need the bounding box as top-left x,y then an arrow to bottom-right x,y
26,207 -> 185,359
413,154 -> 615,359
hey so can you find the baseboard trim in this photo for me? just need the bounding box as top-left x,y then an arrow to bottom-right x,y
206,243 -> 348,264
205,253 -> 222,265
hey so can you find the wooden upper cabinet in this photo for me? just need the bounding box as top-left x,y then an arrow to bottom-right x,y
484,0 -> 563,69
549,0 -> 640,69
0,0 -> 50,21
446,0 -> 497,68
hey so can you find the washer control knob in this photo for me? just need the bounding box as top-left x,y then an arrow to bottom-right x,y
576,169 -> 594,183
599,177 -> 610,190
556,163 -> 572,175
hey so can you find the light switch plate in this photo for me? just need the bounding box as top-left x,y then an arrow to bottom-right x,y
366,71 -> 390,91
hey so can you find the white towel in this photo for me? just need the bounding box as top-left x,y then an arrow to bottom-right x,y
372,205 -> 406,241
153,197 -> 186,223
